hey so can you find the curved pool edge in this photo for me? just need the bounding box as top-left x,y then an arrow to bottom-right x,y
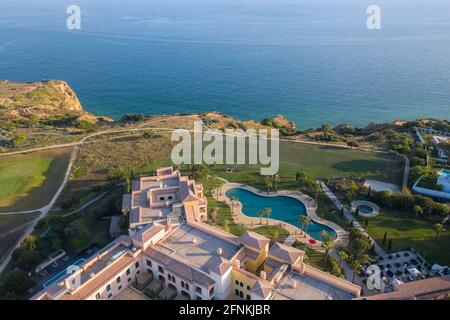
219,182 -> 345,243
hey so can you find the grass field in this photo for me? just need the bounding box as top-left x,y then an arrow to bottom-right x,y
211,141 -> 404,189
0,213 -> 40,265
358,208 -> 450,266
0,149 -> 71,212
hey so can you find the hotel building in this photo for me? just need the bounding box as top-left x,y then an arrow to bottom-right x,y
32,167 -> 361,300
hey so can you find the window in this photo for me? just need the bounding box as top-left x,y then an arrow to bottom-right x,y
128,277 -> 132,283
126,269 -> 131,276
235,289 -> 239,296
146,260 -> 152,267
247,285 -> 251,291
171,275 -> 176,283
116,277 -> 121,284
185,283 -> 190,290
135,261 -> 140,269
159,196 -> 164,201
158,266 -> 164,274
181,281 -> 185,288
107,293 -> 113,299
239,282 -> 243,288
168,196 -> 173,200
136,270 -> 141,275
239,291 -> 243,298
168,274 -> 172,282
209,287 -> 214,296
95,293 -> 101,300
118,285 -> 122,291
235,280 -> 239,285
247,294 -> 251,300
195,286 -> 202,294
106,284 -> 111,292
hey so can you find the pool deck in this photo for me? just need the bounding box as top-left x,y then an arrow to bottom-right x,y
217,182 -> 347,250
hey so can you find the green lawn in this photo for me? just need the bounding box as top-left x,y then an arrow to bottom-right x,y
211,141 -> 403,189
0,149 -> 71,212
358,208 -> 450,266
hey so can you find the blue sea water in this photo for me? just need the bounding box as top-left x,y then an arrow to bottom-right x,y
225,187 -> 336,240
0,0 -> 449,128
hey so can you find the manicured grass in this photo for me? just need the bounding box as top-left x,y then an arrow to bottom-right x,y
0,149 -> 71,212
211,141 -> 404,189
316,194 -> 349,230
293,241 -> 330,272
357,208 -> 450,266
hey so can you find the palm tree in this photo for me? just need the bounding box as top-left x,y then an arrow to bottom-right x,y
216,179 -> 224,196
230,197 -> 237,216
265,177 -> 273,194
273,174 -> 281,192
338,250 -> 349,268
320,230 -> 329,242
257,209 -> 264,225
299,215 -> 312,236
433,223 -> 446,240
265,208 -> 272,225
322,237 -> 333,256
349,259 -> 362,283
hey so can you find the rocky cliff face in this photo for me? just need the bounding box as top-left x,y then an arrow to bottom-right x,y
0,80 -> 85,121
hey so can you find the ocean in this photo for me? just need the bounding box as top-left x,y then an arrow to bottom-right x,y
1,0 -> 450,128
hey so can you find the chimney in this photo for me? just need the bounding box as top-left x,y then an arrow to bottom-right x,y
260,270 -> 267,280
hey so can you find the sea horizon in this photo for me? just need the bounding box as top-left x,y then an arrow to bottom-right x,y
1,0 -> 450,129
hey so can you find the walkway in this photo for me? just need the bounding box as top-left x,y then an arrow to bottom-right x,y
320,182 -> 385,256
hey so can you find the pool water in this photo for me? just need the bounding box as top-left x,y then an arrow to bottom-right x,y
358,205 -> 374,214
42,258 -> 86,288
225,188 -> 336,241
440,169 -> 450,176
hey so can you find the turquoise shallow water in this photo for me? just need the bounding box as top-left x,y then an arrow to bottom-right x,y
1,0 -> 450,128
225,187 -> 336,240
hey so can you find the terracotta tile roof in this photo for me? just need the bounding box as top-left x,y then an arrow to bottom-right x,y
121,194 -> 132,212
367,276 -> 450,300
144,247 -> 214,287
239,231 -> 270,251
63,253 -> 137,300
251,279 -> 273,299
268,242 -> 305,264
205,256 -> 232,276
134,223 -> 166,243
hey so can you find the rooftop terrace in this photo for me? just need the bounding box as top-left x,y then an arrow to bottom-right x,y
156,224 -> 239,271
272,272 -> 354,300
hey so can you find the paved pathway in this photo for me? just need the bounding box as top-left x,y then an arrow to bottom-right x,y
320,182 -> 385,256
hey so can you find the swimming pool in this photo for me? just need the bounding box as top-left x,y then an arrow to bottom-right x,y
225,188 -> 336,241
440,169 -> 450,176
358,204 -> 374,214
42,258 -> 86,288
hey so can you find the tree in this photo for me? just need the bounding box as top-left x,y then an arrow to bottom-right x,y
338,250 -> 349,268
2,270 -> 34,295
320,230 -> 329,242
349,259 -> 362,283
322,236 -> 334,256
265,177 -> 273,194
273,174 -> 281,192
299,216 -> 312,235
413,205 -> 423,219
388,239 -> 393,251
16,250 -> 41,271
433,223 -> 446,240
382,231 -> 387,246
257,209 -> 264,225
19,235 -> 39,251
265,208 -> 272,225
364,218 -> 369,229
